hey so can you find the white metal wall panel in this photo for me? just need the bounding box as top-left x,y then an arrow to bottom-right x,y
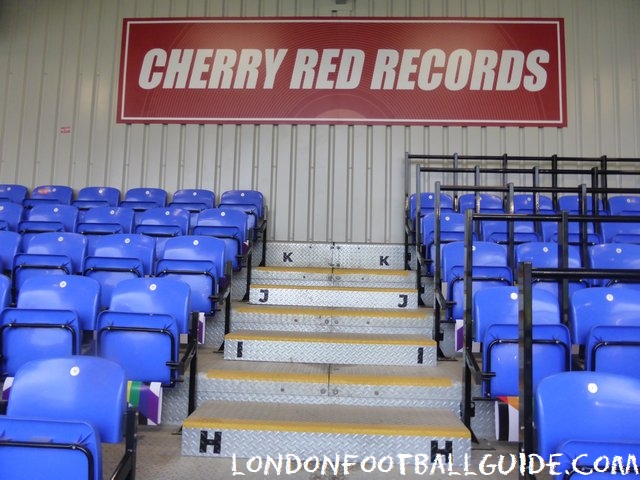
0,0 -> 639,244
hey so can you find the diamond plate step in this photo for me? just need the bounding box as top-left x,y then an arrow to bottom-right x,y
198,353 -> 460,410
231,303 -> 432,335
252,266 -> 416,288
182,400 -> 471,465
249,284 -> 419,309
223,331 -> 437,366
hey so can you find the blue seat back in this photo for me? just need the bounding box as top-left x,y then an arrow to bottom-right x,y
0,184 -> 28,204
120,187 -> 167,211
134,206 -> 190,254
600,220 -> 640,244
73,186 -> 121,209
473,285 -> 561,341
76,206 -> 135,235
558,194 -> 605,214
17,276 -> 100,332
535,372 -> 640,459
19,204 -> 79,235
483,323 -> 571,397
24,185 -> 74,207
0,275 -> 10,309
7,356 -> 127,443
586,325 -> 640,380
512,194 -> 555,213
192,208 -> 249,271
219,189 -> 265,220
608,195 -> 640,216
407,192 -> 454,224
170,188 -> 215,212
588,243 -> 640,287
155,235 -> 226,313
0,202 -> 24,231
480,219 -> 540,243
458,193 -> 504,213
0,416 -> 101,480
84,233 -> 155,308
570,286 -> 640,346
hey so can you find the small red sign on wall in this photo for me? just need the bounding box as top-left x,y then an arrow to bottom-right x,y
60,126 -> 71,134
117,17 -> 567,127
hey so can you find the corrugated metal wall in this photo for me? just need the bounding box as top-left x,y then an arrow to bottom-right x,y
1,0 -> 639,243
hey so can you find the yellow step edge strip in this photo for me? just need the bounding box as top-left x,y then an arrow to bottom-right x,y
330,374 -> 452,388
232,305 -> 426,319
255,267 -> 411,277
207,369 -> 327,384
225,331 -> 436,346
183,417 -> 470,439
251,284 -> 416,293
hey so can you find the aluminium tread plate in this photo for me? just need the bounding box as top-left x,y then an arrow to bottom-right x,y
182,400 -> 471,464
222,331 -> 437,366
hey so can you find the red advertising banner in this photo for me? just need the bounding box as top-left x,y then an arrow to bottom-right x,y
118,17 -> 566,126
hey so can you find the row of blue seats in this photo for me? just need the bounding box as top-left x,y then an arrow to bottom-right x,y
0,184 -> 265,216
408,191 -> 640,221
0,231 -> 235,313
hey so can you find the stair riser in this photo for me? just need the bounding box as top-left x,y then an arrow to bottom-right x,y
182,428 -> 471,467
223,339 -> 437,366
249,287 -> 418,309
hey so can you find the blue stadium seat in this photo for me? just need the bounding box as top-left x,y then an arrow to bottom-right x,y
169,188 -> 216,213
441,241 -> 513,321
0,230 -> 21,278
133,206 -> 190,255
588,243 -> 640,288
219,189 -> 265,226
1,356 -> 135,480
191,208 -> 250,272
407,192 -> 454,225
557,194 -> 605,214
23,185 -> 74,208
512,193 -> 555,214
155,235 -> 229,315
473,286 -> 570,397
600,219 -> 640,244
515,242 -> 587,297
421,212 -> 473,275
607,195 -> 640,216
535,371 -> 640,475
13,232 -> 87,293
120,187 -> 167,211
72,186 -> 121,209
0,202 -> 23,231
0,184 -> 28,204
96,277 -> 192,385
458,193 -> 504,213
0,274 -> 11,310
76,206 -> 135,236
481,219 -> 540,244
18,204 -> 79,239
84,233 -> 155,309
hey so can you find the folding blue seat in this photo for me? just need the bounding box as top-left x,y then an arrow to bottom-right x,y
191,208 -> 250,272
600,219 -> 640,244
18,204 -> 79,238
515,241 -> 586,297
0,202 -> 23,231
441,241 -> 513,321
133,206 -> 190,255
473,286 -> 570,397
84,233 -> 155,309
0,184 -> 28,204
76,205 -> 135,236
607,195 -> 640,216
72,186 -> 121,209
96,277 -> 191,386
219,189 -> 266,226
0,230 -> 21,278
549,193 -> 606,245
557,194 -> 605,215
12,232 -> 87,292
407,192 -> 454,226
421,212 -> 472,275
169,188 -> 216,213
588,243 -> 640,288
0,275 -> 10,309
23,184 -> 74,208
119,187 -> 167,211
1,356 -> 135,480
155,235 -> 229,315
535,371 -> 640,475
512,193 -> 555,214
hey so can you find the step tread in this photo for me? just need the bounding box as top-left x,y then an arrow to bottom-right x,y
255,266 -> 412,277
225,330 -> 436,346
232,302 -> 430,318
183,400 -> 470,438
251,283 -> 417,293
